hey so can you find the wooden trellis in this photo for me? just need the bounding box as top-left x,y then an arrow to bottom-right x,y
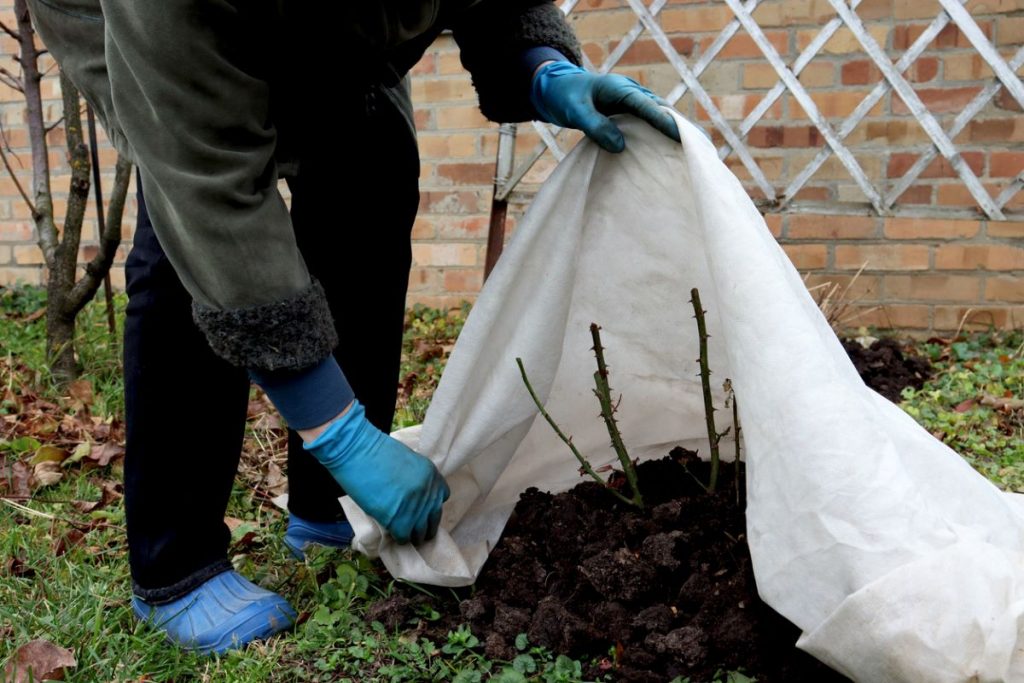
485,0 -> 1024,273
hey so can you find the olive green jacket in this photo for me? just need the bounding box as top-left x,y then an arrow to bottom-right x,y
27,0 -> 581,370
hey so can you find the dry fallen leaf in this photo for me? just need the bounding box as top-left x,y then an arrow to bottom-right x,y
67,379 -> 94,407
264,462 -> 288,497
2,639 -> 76,682
88,443 -> 125,467
7,460 -> 32,498
32,461 -> 63,488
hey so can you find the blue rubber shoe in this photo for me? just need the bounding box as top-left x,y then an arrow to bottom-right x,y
283,514 -> 355,560
131,570 -> 296,654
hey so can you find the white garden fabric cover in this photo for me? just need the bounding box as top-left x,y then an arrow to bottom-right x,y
344,114 -> 1024,682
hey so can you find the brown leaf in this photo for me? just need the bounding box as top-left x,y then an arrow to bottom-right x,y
32,461 -> 63,488
29,445 -> 69,466
67,379 -> 93,406
70,479 -> 122,513
2,639 -> 76,682
20,306 -> 46,323
53,528 -> 85,557
264,462 -> 288,496
4,555 -> 35,579
88,443 -> 125,467
7,460 -> 32,498
954,398 -> 977,413
224,516 -> 246,532
981,394 -> 1024,411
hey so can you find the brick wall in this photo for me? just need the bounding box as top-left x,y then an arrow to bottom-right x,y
2,0 -> 1023,332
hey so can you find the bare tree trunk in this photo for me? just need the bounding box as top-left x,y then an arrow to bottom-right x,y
8,0 -> 133,383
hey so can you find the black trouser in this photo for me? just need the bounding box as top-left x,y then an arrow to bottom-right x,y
123,85 -> 420,602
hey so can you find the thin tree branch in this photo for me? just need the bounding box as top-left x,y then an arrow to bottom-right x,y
0,142 -> 34,214
0,66 -> 23,92
15,0 -> 56,264
69,156 -> 131,316
0,20 -> 20,41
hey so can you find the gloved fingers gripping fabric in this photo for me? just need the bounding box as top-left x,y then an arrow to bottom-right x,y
303,399 -> 449,545
531,61 -> 680,153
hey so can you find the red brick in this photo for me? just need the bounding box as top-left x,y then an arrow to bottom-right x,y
893,22 -> 992,50
990,151 -> 1024,177
835,245 -> 931,270
438,163 -> 494,186
0,221 -> 33,241
411,243 -> 478,267
910,57 -> 939,83
411,217 -> 435,240
436,105 -> 489,130
841,60 -> 879,86
442,269 -> 484,293
407,268 -> 438,293
933,306 -> 1019,330
747,126 -> 783,148
789,215 -> 878,240
411,54 -> 436,76
762,213 -> 782,238
616,37 -> 695,65
884,217 -> 980,239
803,273 -> 881,302
13,245 -> 43,265
782,126 -> 825,148
969,118 -> 1024,142
887,152 -> 985,179
864,121 -> 931,146
884,274 -> 981,301
782,244 -> 828,269
934,244 -> 1024,270
714,31 -> 788,59
893,87 -> 984,115
988,220 -> 1024,238
0,267 -> 42,286
437,216 -> 489,239
843,304 -> 932,330
791,186 -> 833,202
418,191 -> 479,215
996,87 -> 1023,113
892,185 -> 933,205
414,109 -> 432,131
985,276 -> 1024,302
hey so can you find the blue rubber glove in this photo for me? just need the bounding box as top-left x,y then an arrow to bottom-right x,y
531,61 -> 680,153
303,399 -> 449,545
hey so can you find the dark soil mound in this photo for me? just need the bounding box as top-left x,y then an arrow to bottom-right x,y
842,337 -> 931,403
373,451 -> 849,682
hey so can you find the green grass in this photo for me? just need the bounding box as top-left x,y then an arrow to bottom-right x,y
900,330 -> 1024,490
2,283 -> 1022,682
0,286 -> 594,682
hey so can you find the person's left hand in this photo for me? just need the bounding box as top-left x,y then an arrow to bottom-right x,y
531,61 -> 681,153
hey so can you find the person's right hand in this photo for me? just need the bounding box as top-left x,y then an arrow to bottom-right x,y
303,399 -> 449,544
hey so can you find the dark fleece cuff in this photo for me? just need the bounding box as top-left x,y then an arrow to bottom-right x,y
456,3 -> 583,123
248,354 -> 354,431
191,277 -> 338,372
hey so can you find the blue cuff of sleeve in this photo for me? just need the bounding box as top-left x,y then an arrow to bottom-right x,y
520,46 -> 571,80
248,355 -> 354,431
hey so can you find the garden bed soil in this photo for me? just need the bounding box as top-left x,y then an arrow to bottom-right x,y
367,339 -> 931,681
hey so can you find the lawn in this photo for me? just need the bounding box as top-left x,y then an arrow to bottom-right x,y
1,284 -> 1021,682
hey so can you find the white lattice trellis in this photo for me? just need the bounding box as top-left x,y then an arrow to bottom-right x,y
491,0 -> 1024,222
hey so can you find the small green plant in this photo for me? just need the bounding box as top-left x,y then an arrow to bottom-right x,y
690,287 -> 732,494
517,323 -> 643,508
